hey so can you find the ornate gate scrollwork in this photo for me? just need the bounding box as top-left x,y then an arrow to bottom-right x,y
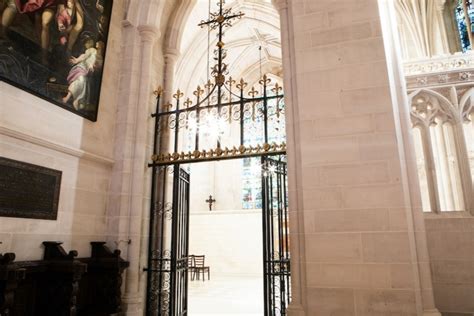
145,1 -> 291,315
262,156 -> 291,316
145,162 -> 190,316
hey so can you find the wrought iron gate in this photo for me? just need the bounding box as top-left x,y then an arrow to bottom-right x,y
262,156 -> 291,316
146,164 -> 190,316
145,1 -> 291,314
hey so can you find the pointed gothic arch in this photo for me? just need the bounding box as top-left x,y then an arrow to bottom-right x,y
140,1 -> 307,315
408,88 -> 473,213
124,0 -> 168,29
168,1 -> 281,94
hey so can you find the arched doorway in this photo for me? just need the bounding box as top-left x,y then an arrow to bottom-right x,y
143,1 -> 291,315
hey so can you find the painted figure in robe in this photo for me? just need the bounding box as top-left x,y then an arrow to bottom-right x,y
62,38 -> 104,109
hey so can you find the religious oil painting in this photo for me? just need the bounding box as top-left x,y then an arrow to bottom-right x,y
0,0 -> 113,121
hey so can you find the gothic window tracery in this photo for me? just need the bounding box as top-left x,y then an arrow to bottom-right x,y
409,89 -> 473,212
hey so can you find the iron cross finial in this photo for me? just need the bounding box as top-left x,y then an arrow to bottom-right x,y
205,195 -> 216,211
198,0 -> 244,30
197,0 -> 245,104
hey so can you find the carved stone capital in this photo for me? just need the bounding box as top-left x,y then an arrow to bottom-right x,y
435,0 -> 446,11
164,47 -> 181,63
121,19 -> 132,28
272,0 -> 288,11
137,25 -> 161,43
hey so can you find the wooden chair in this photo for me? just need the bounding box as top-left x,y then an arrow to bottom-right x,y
193,255 -> 210,281
187,255 -> 196,281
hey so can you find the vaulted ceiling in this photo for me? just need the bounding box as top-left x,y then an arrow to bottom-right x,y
173,0 -> 282,95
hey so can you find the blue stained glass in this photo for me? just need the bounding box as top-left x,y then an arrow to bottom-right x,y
241,93 -> 286,209
455,0 -> 474,52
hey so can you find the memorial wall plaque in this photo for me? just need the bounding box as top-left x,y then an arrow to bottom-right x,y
0,157 -> 61,220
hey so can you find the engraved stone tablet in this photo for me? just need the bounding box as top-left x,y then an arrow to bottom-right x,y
0,157 -> 61,220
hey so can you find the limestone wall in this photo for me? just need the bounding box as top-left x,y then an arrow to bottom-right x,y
281,0 -> 439,314
425,215 -> 474,316
0,2 -> 124,260
189,210 -> 263,277
189,160 -> 245,212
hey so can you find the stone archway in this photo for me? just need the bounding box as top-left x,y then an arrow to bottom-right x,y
155,1 -> 307,313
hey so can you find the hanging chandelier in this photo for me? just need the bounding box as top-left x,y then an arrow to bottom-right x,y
150,0 -> 286,166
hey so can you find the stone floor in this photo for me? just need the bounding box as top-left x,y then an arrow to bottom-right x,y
188,274 -> 263,315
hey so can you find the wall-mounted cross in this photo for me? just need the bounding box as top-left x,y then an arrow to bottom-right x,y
206,195 -> 216,211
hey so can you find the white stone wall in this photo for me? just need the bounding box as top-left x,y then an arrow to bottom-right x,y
425,215 -> 474,315
189,159 -> 245,212
0,2 -> 124,260
188,159 -> 262,277
0,1 -> 454,315
279,0 -> 439,314
189,210 -> 263,277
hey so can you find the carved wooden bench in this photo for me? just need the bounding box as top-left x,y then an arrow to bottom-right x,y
0,241 -> 129,316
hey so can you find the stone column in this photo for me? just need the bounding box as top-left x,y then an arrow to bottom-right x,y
162,50 -> 179,101
160,48 -> 180,153
380,2 -> 441,314
272,0 -> 306,315
432,0 -> 450,56
443,0 -> 462,53
121,24 -> 160,315
281,0 -> 441,315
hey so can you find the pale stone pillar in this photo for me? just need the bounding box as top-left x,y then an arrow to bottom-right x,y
121,24 -> 160,315
160,48 -> 180,153
162,49 -> 179,105
443,0 -> 462,53
271,0 -> 307,315
279,0 -> 441,315
432,0 -> 450,56
379,2 -> 442,314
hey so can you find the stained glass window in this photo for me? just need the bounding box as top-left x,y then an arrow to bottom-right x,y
455,0 -> 474,52
241,91 -> 286,209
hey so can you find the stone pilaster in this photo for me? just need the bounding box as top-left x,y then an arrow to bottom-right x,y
272,0 -> 306,315
160,48 -> 180,154
120,24 -> 160,315
281,0 -> 441,315
162,49 -> 180,104
379,2 -> 441,315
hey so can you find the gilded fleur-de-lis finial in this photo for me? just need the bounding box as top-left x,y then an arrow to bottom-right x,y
259,74 -> 271,86
193,85 -> 204,97
226,76 -> 236,86
205,79 -> 214,90
184,98 -> 193,108
173,89 -> 184,100
237,78 -> 248,90
154,86 -> 163,96
248,86 -> 259,97
271,82 -> 283,94
163,103 -> 173,111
